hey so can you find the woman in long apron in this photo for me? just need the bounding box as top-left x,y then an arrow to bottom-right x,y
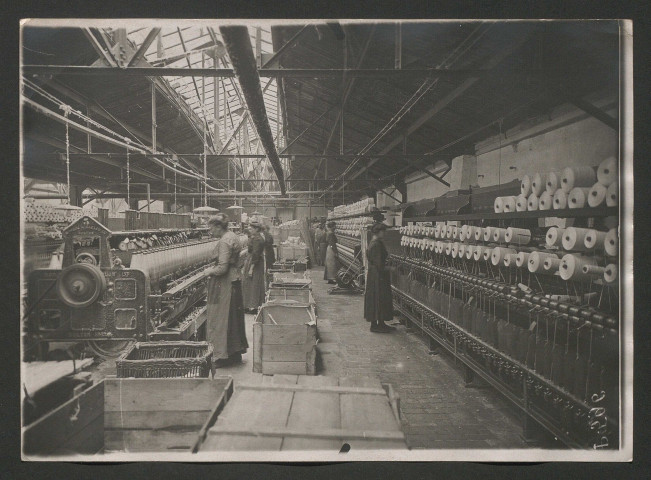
323,221 -> 339,284
364,223 -> 395,333
318,223 -> 328,267
204,214 -> 249,367
242,221 -> 266,312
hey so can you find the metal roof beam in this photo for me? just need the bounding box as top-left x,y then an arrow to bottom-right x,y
128,28 -> 161,67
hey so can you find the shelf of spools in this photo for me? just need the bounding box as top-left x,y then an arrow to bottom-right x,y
390,156 -> 620,449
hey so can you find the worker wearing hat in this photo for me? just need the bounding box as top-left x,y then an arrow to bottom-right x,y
364,222 -> 396,333
323,221 -> 339,284
242,221 -> 266,312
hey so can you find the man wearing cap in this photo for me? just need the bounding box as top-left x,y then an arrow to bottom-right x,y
243,221 -> 266,312
364,222 -> 396,333
204,214 -> 249,367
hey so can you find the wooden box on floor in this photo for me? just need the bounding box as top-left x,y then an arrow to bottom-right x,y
198,375 -> 407,452
23,376 -> 233,456
252,302 -> 317,376
267,287 -> 316,308
104,377 -> 233,453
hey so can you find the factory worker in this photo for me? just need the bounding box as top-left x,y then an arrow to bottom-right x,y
204,214 -> 248,367
242,221 -> 266,312
262,224 -> 276,266
323,221 -> 339,284
364,222 -> 396,333
314,223 -> 326,266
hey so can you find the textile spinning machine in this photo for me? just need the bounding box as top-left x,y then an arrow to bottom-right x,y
24,216 -> 218,359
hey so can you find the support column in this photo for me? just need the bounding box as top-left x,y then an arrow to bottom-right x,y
447,155 -> 477,190
69,185 -> 84,207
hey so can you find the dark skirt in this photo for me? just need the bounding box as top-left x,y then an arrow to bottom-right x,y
242,256 -> 266,309
319,242 -> 328,266
364,265 -> 394,323
227,280 -> 248,355
324,245 -> 339,280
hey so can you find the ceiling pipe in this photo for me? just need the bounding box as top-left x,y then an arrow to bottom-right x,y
219,25 -> 287,195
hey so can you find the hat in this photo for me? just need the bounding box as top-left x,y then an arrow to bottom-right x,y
249,221 -> 263,229
371,223 -> 388,234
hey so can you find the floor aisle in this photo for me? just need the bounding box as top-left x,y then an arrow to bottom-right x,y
308,266 -> 528,449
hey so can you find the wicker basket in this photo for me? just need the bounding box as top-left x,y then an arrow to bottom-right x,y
116,341 -> 213,378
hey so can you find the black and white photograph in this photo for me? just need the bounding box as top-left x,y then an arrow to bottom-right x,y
19,18 -> 633,462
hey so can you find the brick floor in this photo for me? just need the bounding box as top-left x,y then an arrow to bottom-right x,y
308,266 -> 528,450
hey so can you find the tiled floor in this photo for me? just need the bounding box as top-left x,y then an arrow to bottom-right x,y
90,266 -> 528,449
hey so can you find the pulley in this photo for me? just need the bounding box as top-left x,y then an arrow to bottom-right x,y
56,263 -> 106,308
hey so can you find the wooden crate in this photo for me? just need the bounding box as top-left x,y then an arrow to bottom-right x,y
23,381 -> 105,457
198,375 -> 406,452
104,377 -> 233,453
266,287 -> 315,306
253,303 -> 317,375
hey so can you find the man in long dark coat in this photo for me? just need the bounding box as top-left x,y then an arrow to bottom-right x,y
262,224 -> 276,266
204,214 -> 249,367
364,223 -> 395,333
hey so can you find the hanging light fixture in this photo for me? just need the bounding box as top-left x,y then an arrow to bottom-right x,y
55,105 -> 82,213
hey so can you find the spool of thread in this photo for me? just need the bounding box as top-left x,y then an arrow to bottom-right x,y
532,172 -> 549,197
483,226 -> 494,242
538,190 -> 553,210
559,254 -> 598,281
434,224 -> 442,238
561,166 -> 597,193
474,226 -> 484,242
527,193 -> 539,211
606,181 -> 618,207
445,243 -> 453,256
597,156 -> 618,187
528,251 -> 558,273
568,187 -> 591,209
452,226 -> 459,240
515,194 -> 528,212
546,227 -> 565,247
521,175 -> 532,197
504,253 -> 518,267
446,225 -> 454,239
473,246 -> 485,261
451,242 -> 460,258
546,172 -> 561,194
505,227 -> 532,245
429,239 -> 437,251
553,189 -> 568,209
604,263 -> 618,283
588,182 -> 608,207
604,228 -> 618,257
435,241 -> 442,254
492,227 -> 508,243
543,256 -> 562,272
458,244 -> 467,258
459,225 -> 468,241
582,264 -> 606,277
491,247 -> 517,266
503,196 -> 517,212
465,245 -> 474,260
515,252 -> 530,268
562,227 -> 593,251
583,229 -> 608,250
494,197 -> 505,213
482,248 -> 493,261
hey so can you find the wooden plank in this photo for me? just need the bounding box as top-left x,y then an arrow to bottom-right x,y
208,426 -> 406,442
262,304 -> 315,325
104,429 -> 199,452
237,384 -> 388,396
23,381 -> 104,456
203,388 -> 295,451
261,361 -> 310,375
60,414 -> 104,455
252,322 -> 263,373
282,376 -> 340,451
105,410 -> 210,430
259,324 -> 312,345
22,358 -> 95,395
339,376 -> 406,450
193,377 -> 234,453
261,344 -> 310,362
104,378 -> 231,413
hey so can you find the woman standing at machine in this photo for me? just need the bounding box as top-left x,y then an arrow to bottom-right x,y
323,221 -> 339,284
243,221 -> 266,312
318,223 -> 328,267
364,222 -> 395,333
204,214 -> 249,367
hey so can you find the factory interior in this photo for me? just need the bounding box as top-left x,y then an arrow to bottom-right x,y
20,20 -> 628,458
